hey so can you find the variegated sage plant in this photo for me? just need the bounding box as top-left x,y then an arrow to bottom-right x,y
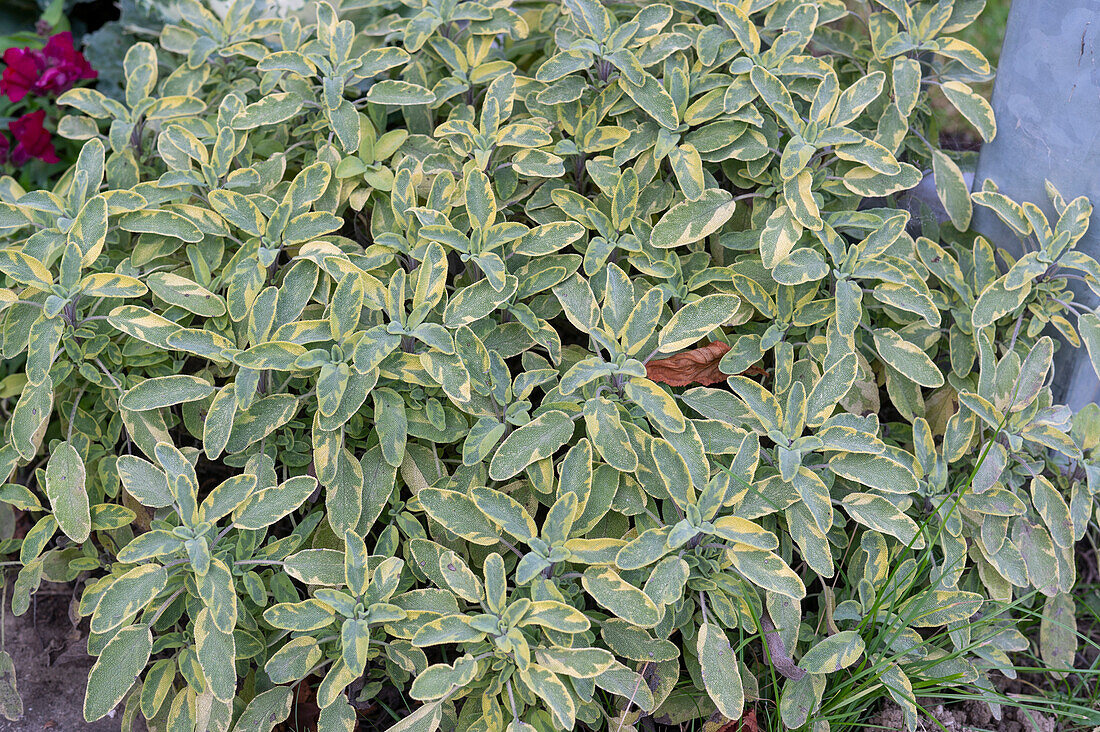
0,0 -> 1095,730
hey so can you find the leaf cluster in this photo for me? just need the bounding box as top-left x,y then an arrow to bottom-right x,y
0,1 -> 1095,731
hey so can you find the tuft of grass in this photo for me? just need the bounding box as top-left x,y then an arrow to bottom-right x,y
735,413 -> 1100,732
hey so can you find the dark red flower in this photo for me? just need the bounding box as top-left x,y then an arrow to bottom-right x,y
0,47 -> 42,102
0,32 -> 96,102
37,32 -> 96,96
10,110 -> 58,165
0,135 -> 9,167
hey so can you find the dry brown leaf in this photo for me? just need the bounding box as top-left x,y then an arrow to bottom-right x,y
646,342 -> 769,387
646,341 -> 731,386
707,707 -> 760,732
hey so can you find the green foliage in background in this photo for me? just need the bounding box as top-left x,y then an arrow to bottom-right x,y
0,0 -> 67,53
0,0 -> 1096,730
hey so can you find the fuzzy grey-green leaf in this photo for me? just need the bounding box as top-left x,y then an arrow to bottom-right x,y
45,442 -> 90,543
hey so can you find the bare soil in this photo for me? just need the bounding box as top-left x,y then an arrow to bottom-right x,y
866,698 -> 1057,732
0,580 -> 120,732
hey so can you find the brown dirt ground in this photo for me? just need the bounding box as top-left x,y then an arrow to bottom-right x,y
0,580 -> 121,732
865,698 -> 1058,732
